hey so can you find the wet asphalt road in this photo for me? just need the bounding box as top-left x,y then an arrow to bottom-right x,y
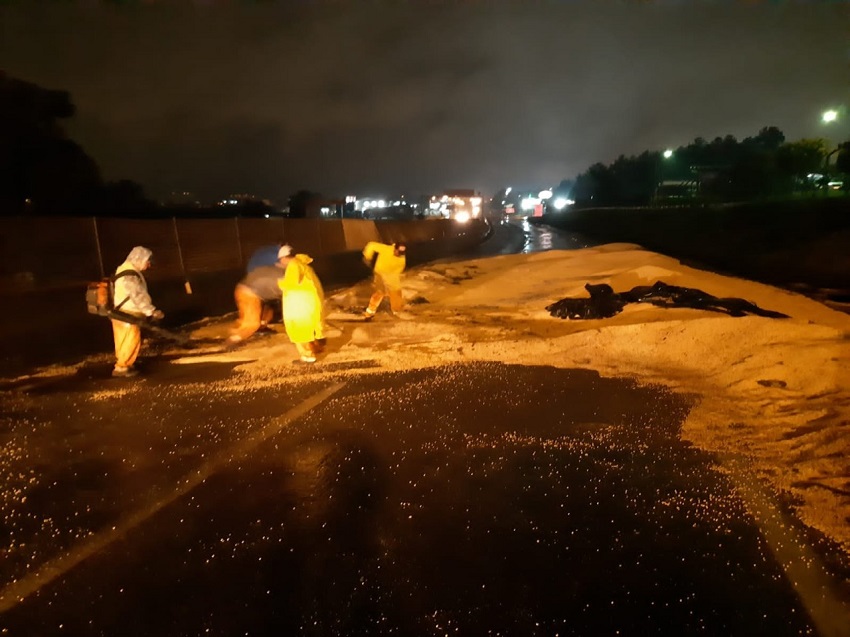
0,359 -> 820,636
0,218 -> 844,635
467,215 -> 596,258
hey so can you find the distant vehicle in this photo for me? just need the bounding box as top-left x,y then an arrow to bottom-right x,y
428,189 -> 483,223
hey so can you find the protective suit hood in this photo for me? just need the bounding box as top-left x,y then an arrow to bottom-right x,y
125,246 -> 152,269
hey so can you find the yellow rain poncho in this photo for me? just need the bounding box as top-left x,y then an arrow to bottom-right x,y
279,254 -> 325,346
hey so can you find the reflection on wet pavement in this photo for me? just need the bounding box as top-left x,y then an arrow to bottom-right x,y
0,362 -> 819,636
521,217 -> 594,253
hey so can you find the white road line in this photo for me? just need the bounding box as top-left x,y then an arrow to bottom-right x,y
724,455 -> 850,637
0,381 -> 346,614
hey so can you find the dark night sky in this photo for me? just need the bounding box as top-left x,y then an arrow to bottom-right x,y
1,1 -> 847,204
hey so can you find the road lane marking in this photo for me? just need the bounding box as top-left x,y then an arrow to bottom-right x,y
0,381 -> 346,614
724,455 -> 850,637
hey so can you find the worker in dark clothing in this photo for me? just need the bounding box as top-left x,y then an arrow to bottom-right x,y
227,245 -> 290,347
246,243 -> 284,273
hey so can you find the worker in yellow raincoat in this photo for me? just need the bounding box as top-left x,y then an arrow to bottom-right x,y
362,241 -> 406,320
278,250 -> 326,363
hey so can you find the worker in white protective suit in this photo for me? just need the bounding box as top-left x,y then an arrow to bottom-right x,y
110,246 -> 164,377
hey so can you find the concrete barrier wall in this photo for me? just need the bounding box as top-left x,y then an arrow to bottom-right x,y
538,198 -> 850,289
0,216 -> 488,372
0,216 -> 486,289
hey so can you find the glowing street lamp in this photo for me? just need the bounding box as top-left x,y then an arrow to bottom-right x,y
653,149 -> 675,204
822,109 -> 839,124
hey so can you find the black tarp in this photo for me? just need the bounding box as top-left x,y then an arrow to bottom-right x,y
546,281 -> 790,320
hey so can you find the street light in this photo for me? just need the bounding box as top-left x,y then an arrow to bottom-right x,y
818,110 -> 847,193
653,149 -> 675,204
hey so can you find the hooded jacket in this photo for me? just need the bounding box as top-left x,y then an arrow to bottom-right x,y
362,241 -> 406,288
278,254 -> 325,342
279,254 -> 324,301
113,246 -> 157,317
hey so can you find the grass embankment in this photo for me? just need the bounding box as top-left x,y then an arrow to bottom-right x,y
540,198 -> 850,297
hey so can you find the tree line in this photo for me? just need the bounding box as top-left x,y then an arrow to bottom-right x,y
0,73 -> 164,216
0,73 -> 288,218
570,128 -> 849,208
